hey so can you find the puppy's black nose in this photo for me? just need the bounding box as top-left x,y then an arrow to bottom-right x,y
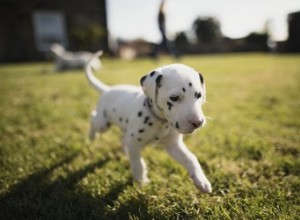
190,119 -> 203,128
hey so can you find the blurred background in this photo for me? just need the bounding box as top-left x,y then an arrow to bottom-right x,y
0,0 -> 300,62
0,2 -> 299,218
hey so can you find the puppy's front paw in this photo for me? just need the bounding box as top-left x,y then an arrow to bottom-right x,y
191,173 -> 212,193
137,177 -> 150,186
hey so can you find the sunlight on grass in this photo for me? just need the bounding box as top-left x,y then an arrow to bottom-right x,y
0,54 -> 299,219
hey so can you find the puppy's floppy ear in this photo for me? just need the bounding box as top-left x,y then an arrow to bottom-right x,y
140,70 -> 161,102
199,72 -> 206,103
199,72 -> 204,84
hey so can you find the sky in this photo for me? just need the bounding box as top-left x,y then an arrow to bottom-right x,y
106,0 -> 300,43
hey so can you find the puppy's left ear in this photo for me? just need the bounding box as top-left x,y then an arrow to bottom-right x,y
140,70 -> 161,102
199,73 -> 206,103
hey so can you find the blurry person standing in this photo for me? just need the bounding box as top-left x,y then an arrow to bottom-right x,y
152,0 -> 179,59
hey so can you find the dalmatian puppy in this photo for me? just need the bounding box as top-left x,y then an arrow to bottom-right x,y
85,52 -> 212,193
50,43 -> 101,71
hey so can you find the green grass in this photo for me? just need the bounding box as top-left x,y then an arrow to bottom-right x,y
0,54 -> 299,219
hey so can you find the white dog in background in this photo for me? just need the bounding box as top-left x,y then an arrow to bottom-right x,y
85,52 -> 212,193
50,43 -> 101,71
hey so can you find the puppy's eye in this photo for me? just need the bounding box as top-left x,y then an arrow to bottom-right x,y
170,96 -> 179,102
195,92 -> 202,99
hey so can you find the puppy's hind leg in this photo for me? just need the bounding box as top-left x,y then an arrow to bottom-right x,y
89,110 -> 110,141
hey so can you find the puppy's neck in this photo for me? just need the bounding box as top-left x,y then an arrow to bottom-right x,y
146,97 -> 167,123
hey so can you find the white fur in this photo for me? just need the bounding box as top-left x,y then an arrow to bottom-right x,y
85,52 -> 212,193
50,43 -> 101,71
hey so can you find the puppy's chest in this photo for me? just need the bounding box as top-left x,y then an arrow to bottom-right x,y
109,99 -> 169,144
127,108 -> 169,143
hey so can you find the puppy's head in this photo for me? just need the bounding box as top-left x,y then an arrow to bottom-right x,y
140,64 -> 206,134
50,43 -> 65,56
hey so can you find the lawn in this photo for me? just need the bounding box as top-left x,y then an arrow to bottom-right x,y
0,54 -> 299,219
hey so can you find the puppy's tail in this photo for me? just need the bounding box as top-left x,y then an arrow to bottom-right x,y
85,51 -> 109,93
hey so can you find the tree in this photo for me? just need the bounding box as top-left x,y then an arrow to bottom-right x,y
192,17 -> 222,44
175,31 -> 189,53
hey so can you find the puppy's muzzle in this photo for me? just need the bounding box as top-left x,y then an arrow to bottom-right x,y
189,118 -> 205,128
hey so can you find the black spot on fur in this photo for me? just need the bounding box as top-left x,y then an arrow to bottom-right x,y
175,122 -> 180,129
119,117 -> 123,122
182,88 -> 186,92
126,119 -> 129,123
144,116 -> 150,124
189,82 -> 192,87
138,111 -> 143,117
137,138 -> 142,142
138,129 -> 145,133
106,122 -> 111,127
148,122 -> 153,126
167,101 -> 173,110
150,71 -> 156,77
195,92 -> 202,99
140,75 -> 147,85
155,75 -> 163,85
103,110 -> 107,118
155,137 -> 159,140
131,133 -> 134,137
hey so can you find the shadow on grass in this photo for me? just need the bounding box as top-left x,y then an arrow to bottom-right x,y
0,152 -> 164,220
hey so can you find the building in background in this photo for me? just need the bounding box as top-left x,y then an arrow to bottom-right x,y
0,0 -> 108,62
287,11 -> 300,52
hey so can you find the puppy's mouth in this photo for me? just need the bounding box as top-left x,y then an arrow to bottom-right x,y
179,128 -> 198,134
